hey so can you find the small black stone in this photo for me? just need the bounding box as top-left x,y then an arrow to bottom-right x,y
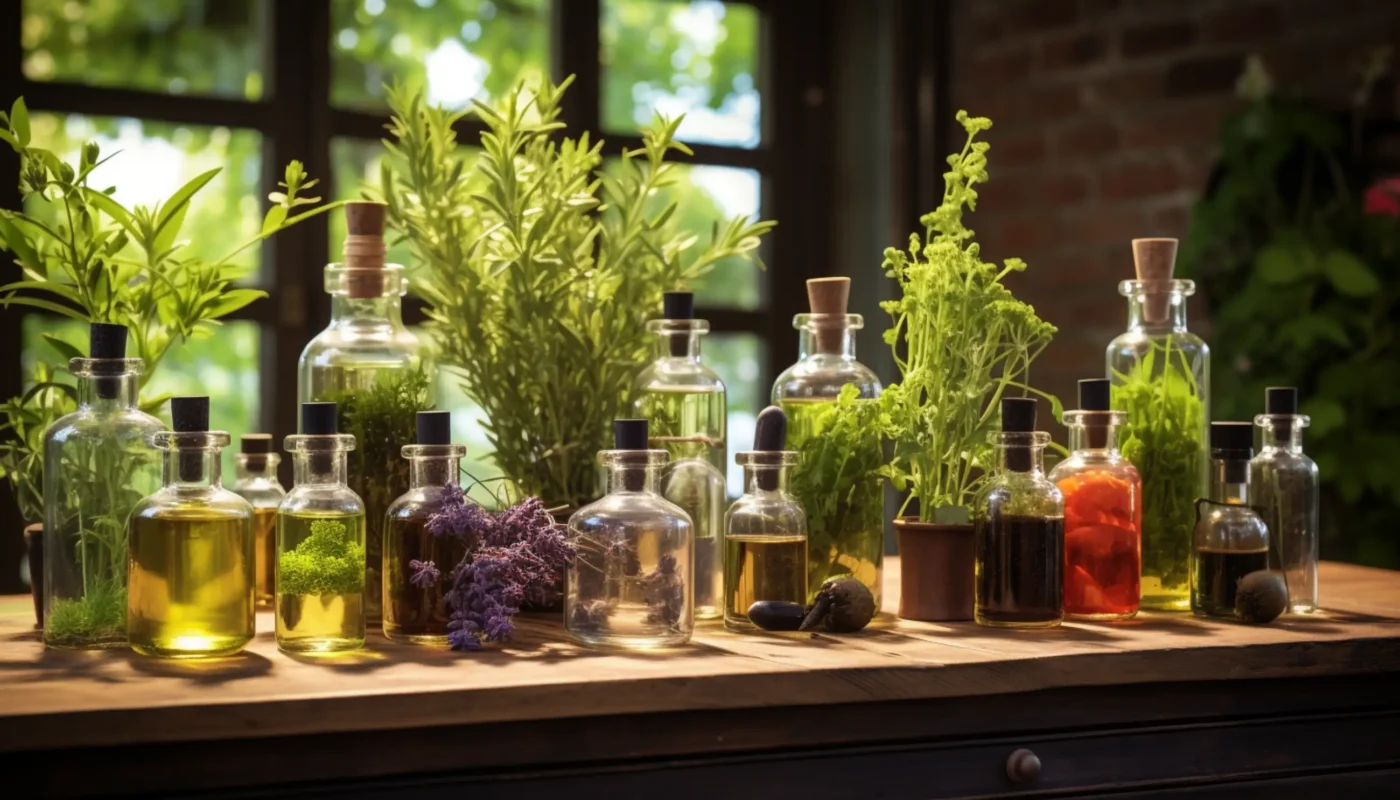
746,601 -> 806,631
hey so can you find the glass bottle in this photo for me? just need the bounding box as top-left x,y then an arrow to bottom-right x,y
975,398 -> 1064,628
1049,379 -> 1142,619
277,402 -> 367,653
632,292 -> 725,621
1251,387 -> 1319,614
128,397 -> 255,658
297,201 -> 423,627
566,419 -> 693,649
723,419 -> 805,631
43,322 -> 164,650
771,277 -> 883,604
383,411 -> 470,645
232,433 -> 284,609
1106,238 -> 1208,611
1192,422 -> 1270,620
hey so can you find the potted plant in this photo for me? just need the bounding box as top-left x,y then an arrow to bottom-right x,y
879,111 -> 1058,621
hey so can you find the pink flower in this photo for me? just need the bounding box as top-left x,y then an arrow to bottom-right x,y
1364,177 -> 1400,217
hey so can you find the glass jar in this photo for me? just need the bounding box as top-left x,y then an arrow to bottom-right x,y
723,451 -> 806,631
1251,388 -> 1319,614
43,323 -> 164,650
1107,278 -> 1209,611
566,420 -> 693,649
232,434 -> 284,609
1192,422 -> 1269,621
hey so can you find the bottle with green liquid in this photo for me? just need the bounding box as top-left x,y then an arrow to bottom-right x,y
277,402 -> 366,653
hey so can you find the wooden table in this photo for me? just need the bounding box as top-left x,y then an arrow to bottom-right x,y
3,559 -> 1400,798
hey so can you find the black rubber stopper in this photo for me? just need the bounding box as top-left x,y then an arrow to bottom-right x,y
241,434 -> 273,454
1265,386 -> 1298,415
1078,379 -> 1111,412
417,410 -> 452,445
301,402 -> 339,435
1210,421 -> 1253,455
613,419 -> 648,451
1001,397 -> 1037,433
89,322 -> 127,359
170,396 -> 209,432
752,406 -> 788,491
663,292 -> 694,320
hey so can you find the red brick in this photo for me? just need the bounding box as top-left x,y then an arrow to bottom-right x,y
1165,53 -> 1245,98
1054,119 -> 1119,159
1085,70 -> 1162,110
1065,205 -> 1150,248
1120,100 -> 1236,150
1001,0 -> 1080,36
1122,21 -> 1197,58
1150,204 -> 1192,237
987,128 -> 1047,167
972,48 -> 1035,88
1028,83 -> 1084,120
1100,159 -> 1184,200
1204,6 -> 1283,44
1041,34 -> 1108,70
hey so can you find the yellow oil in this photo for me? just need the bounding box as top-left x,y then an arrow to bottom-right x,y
724,534 -> 807,631
127,507 -> 255,658
276,510 -> 366,653
253,506 -> 277,608
1141,576 -> 1191,611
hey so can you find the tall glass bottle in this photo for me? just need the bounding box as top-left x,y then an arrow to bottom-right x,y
1049,379 -> 1142,619
128,397 -> 255,658
633,292 -> 725,621
277,402 -> 367,653
232,433 -> 283,609
383,411 -> 470,645
975,398 -> 1064,629
1251,387 -> 1319,614
1106,238 -> 1208,611
566,419 -> 693,649
1192,422 -> 1269,620
298,201 -> 423,627
43,323 -> 164,650
771,277 -> 883,604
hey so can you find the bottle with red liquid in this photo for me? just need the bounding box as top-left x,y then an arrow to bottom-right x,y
1049,379 -> 1142,619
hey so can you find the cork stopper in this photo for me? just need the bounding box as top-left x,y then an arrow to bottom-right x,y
343,201 -> 388,298
1131,238 -> 1178,324
807,277 -> 850,355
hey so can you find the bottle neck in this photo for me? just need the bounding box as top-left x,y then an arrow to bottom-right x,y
329,293 -> 405,329
1126,290 -> 1188,333
235,454 -> 281,483
1211,456 -> 1249,504
605,461 -> 662,494
655,330 -> 702,361
743,464 -> 790,494
798,327 -> 856,360
1262,421 -> 1305,453
1068,423 -> 1120,454
410,456 -> 461,489
293,451 -> 349,487
164,449 -> 223,489
997,445 -> 1047,475
78,372 -> 140,409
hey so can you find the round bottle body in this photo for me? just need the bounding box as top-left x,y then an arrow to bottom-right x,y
276,482 -> 367,653
1049,454 -> 1142,619
975,436 -> 1065,629
723,462 -> 806,632
1191,499 -> 1269,620
382,485 -> 471,645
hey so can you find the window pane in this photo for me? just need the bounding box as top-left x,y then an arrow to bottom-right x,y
22,0 -> 264,99
331,0 -> 550,112
602,0 -> 762,149
708,332 -> 765,495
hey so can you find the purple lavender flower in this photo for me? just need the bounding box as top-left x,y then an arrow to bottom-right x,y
409,559 -> 440,588
641,553 -> 686,630
569,599 -> 612,632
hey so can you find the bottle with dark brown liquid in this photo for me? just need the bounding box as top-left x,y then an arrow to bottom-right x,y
1191,422 -> 1270,621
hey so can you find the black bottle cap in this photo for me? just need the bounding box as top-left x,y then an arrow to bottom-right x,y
613,419 -> 648,451
417,410 -> 452,445
1001,397 -> 1038,433
89,322 -> 127,359
663,292 -> 694,320
753,406 -> 788,452
241,433 -> 273,454
1210,421 -> 1254,456
1078,379 -> 1111,412
301,402 -> 338,435
170,396 -> 210,432
1265,386 -> 1298,415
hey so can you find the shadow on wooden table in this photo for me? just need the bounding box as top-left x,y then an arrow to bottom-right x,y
127,650 -> 273,685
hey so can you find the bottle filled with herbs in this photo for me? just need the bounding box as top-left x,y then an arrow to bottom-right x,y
128,397 -> 255,658
772,277 -> 884,605
1049,379 -> 1142,619
277,402 -> 366,653
232,433 -> 284,608
1251,387 -> 1319,614
43,323 -> 165,650
1192,422 -> 1270,621
566,420 -> 693,649
1107,238 -> 1208,612
633,292 -> 726,621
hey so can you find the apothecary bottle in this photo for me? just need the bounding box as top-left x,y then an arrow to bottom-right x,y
1048,379 -> 1142,619
771,277 -> 883,604
1106,238 -> 1208,611
566,419 -> 693,649
1251,387 -> 1319,614
128,397 -> 255,658
277,402 -> 367,653
383,411 -> 470,645
232,433 -> 284,608
43,322 -> 164,650
724,450 -> 806,631
297,200 -> 423,627
975,398 -> 1064,628
1191,422 -> 1269,621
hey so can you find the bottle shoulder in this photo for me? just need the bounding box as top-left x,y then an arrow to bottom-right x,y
46,407 -> 165,446
282,484 -> 366,515
1196,502 -> 1268,549
135,487 -> 253,520
569,492 -> 693,532
634,360 -> 726,393
725,491 -> 806,536
1250,449 -> 1319,476
1048,455 -> 1140,485
772,357 -> 883,402
299,326 -> 421,370
386,485 -> 451,519
983,472 -> 1064,516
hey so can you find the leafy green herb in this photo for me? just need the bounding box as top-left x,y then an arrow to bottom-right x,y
44,579 -> 125,646
278,518 -> 366,596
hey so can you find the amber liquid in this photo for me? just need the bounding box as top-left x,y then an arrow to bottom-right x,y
253,507 -> 277,608
383,513 -> 468,645
1192,548 -> 1268,619
724,535 -> 807,631
976,515 -> 1064,627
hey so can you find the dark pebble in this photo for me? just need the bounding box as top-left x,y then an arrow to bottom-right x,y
747,601 -> 805,631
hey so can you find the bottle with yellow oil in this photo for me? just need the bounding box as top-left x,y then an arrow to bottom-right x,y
232,434 -> 284,608
127,396 -> 256,658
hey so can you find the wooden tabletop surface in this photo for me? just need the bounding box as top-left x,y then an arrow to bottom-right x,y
3,558 -> 1399,753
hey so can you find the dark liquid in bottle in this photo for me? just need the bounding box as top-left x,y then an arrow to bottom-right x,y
1192,547 -> 1268,619
976,514 -> 1065,626
384,513 -> 469,643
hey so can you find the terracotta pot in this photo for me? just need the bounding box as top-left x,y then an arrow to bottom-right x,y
894,516 -> 975,621
24,523 -> 43,630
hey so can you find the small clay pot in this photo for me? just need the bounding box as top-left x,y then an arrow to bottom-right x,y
894,516 -> 974,621
24,523 -> 43,630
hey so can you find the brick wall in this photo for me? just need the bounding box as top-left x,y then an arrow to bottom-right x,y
947,0 -> 1400,417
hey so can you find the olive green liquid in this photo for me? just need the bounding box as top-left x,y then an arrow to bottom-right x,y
383,513 -> 468,645
276,510 -> 367,653
724,534 -> 807,631
253,506 -> 277,608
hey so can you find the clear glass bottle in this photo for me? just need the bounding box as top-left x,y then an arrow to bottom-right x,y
277,402 -> 367,653
1251,387 -> 1319,614
566,419 -> 693,649
1048,379 -> 1142,620
772,278 -> 883,604
128,397 -> 255,658
975,398 -> 1064,628
1106,239 -> 1208,611
632,292 -> 725,621
297,201 -> 423,627
232,433 -> 284,609
43,322 -> 164,650
724,450 -> 806,631
1192,422 -> 1269,621
383,411 -> 470,645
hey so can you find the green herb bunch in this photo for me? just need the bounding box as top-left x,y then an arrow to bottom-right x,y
377,77 -> 774,508
278,519 -> 366,596
879,111 -> 1058,524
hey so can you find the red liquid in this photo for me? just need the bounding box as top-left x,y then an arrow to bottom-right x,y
1058,471 -> 1141,617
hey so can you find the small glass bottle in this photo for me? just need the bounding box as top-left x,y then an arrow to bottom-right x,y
1049,379 -> 1142,619
43,322 -> 164,650
128,397 -> 255,658
975,398 -> 1065,628
724,407 -> 806,631
232,433 -> 284,609
1251,387 -> 1319,614
277,402 -> 367,653
633,292 -> 726,621
1192,422 -> 1270,620
566,419 -> 693,649
383,411 -> 471,645
1106,238 -> 1209,612
771,277 -> 883,604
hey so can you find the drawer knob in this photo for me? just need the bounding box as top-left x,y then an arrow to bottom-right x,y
1006,748 -> 1041,783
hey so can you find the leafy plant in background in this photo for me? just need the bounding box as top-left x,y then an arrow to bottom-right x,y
378,77 -> 774,508
1180,55 -> 1400,568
